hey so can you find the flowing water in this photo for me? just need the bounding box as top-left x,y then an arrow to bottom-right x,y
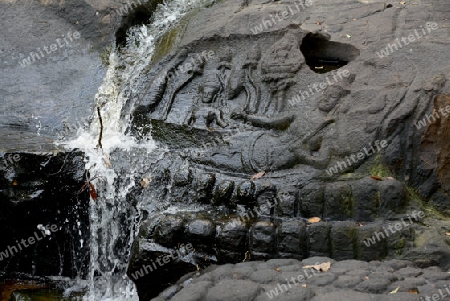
57,1 -> 214,300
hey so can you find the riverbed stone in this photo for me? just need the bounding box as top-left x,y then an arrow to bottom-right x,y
154,257 -> 443,301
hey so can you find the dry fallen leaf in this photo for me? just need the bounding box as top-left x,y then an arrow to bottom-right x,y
400,1 -> 406,4
89,183 -> 98,201
409,288 -> 419,294
141,177 -> 151,188
387,176 -> 395,180
274,268 -> 281,272
389,287 -> 400,294
303,262 -> 331,272
364,276 -> 369,280
446,232 -> 450,236
308,217 -> 321,223
370,175 -> 383,181
12,180 -> 18,186
250,171 -> 265,181
316,22 -> 322,25
301,284 -> 307,287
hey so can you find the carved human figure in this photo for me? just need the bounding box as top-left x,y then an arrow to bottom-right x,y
184,79 -> 228,128
260,31 -> 304,115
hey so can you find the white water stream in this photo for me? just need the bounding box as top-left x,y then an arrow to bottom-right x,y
59,0 -> 213,299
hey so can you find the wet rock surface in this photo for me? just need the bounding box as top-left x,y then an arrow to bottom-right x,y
125,0 -> 450,298
0,151 -> 89,278
153,257 -> 450,301
0,0 -> 142,151
2,0 -> 450,299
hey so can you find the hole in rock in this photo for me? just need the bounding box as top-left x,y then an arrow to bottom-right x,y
115,1 -> 162,47
300,33 -> 360,74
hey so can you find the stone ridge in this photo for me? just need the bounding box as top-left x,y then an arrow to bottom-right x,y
153,257 -> 450,301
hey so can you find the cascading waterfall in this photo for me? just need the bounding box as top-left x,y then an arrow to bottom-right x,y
60,0 -> 214,299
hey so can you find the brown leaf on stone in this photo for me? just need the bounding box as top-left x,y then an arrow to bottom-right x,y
308,217 -> 321,223
250,171 -> 265,181
302,284 -> 307,287
370,175 -> 383,181
446,232 -> 450,236
409,288 -> 419,294
274,268 -> 281,272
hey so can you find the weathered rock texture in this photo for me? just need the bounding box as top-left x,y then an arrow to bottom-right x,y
152,257 -> 450,301
125,0 -> 450,298
2,0 -> 450,299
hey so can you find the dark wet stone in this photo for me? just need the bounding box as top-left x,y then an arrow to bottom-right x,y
356,222 -> 388,261
212,180 -> 235,207
278,220 -> 307,259
300,183 -> 324,218
193,173 -> 216,204
308,222 -> 332,257
216,218 -> 248,263
250,221 -> 277,260
330,221 -> 357,260
186,219 -> 215,252
0,152 -> 89,278
237,181 -> 256,206
153,214 -> 185,248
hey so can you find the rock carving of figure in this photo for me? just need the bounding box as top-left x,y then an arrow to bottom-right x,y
184,77 -> 228,128
160,54 -> 205,120
260,31 -> 304,115
242,45 -> 262,114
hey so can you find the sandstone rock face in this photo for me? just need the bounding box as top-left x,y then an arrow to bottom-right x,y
2,0 -> 450,299
125,0 -> 450,298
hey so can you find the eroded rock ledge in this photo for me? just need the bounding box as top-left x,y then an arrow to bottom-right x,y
152,257 -> 450,301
